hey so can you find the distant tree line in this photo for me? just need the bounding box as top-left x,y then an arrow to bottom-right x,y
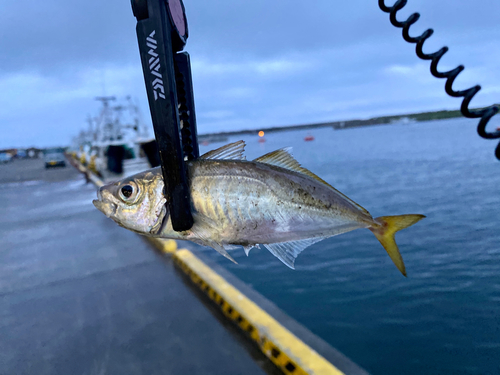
198,105 -> 499,141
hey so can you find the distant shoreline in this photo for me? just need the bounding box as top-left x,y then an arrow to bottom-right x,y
198,107 -> 495,141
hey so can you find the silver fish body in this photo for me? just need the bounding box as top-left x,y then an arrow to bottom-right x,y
93,141 -> 424,274
186,159 -> 372,246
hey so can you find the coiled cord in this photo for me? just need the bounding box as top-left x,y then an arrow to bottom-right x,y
379,0 -> 500,159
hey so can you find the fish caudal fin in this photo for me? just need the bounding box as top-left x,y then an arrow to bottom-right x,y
370,214 -> 425,276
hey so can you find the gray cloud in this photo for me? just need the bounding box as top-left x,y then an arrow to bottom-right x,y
1,0 -> 499,148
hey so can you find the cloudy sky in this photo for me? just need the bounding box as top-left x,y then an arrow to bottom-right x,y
1,0 -> 499,148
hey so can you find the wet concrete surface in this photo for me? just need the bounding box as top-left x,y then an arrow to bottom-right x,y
0,159 -> 277,374
0,158 -> 76,184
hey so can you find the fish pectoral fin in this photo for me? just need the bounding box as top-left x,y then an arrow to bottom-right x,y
189,223 -> 238,264
201,141 -> 246,160
263,237 -> 325,269
208,241 -> 238,264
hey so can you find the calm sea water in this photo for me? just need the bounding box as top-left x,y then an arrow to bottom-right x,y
197,118 -> 500,375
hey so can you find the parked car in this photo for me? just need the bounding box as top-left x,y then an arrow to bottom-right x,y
0,153 -> 12,163
16,150 -> 27,159
43,148 -> 66,168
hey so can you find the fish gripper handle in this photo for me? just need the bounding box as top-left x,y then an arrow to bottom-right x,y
378,0 -> 500,160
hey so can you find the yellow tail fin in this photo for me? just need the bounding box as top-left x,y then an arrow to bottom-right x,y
369,214 -> 425,276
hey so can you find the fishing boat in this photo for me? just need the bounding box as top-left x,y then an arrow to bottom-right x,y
72,96 -> 155,180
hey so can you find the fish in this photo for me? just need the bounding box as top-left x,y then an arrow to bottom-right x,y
93,141 -> 424,276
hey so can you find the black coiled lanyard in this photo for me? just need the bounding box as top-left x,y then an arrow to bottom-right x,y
379,0 -> 500,159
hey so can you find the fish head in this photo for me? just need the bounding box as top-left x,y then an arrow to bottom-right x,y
93,169 -> 168,236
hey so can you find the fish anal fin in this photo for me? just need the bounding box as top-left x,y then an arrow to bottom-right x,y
254,148 -> 371,216
201,141 -> 246,160
263,237 -> 325,269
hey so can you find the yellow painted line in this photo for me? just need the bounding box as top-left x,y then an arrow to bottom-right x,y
147,238 -> 178,254
173,249 -> 345,375
66,154 -> 104,186
88,171 -> 104,188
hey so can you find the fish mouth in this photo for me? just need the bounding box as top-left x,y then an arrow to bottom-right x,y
93,188 -> 117,218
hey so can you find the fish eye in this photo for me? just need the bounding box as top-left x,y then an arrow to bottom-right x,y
118,181 -> 139,203
121,185 -> 133,198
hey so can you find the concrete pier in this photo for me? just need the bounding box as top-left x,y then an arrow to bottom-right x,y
0,159 -> 279,374
0,158 -> 367,375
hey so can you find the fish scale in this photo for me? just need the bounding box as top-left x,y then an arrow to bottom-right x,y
190,167 -> 359,245
192,175 -> 271,237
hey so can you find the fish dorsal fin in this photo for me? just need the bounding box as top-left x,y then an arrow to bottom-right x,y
201,141 -> 246,160
254,148 -> 334,189
255,148 -> 371,216
263,237 -> 325,269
